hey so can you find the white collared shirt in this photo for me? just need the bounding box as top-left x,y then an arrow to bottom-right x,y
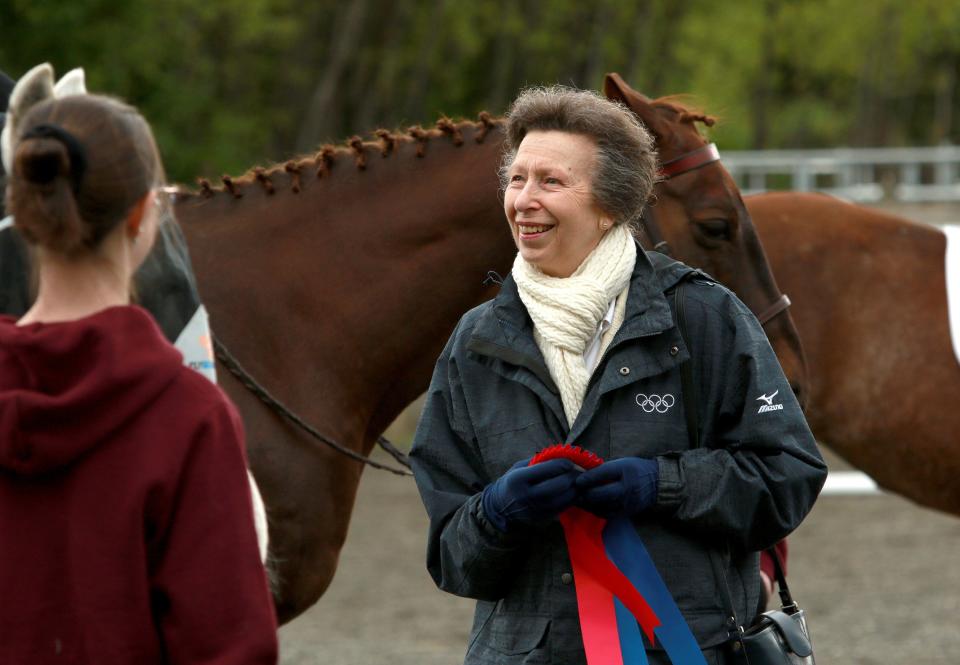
583,298 -> 617,374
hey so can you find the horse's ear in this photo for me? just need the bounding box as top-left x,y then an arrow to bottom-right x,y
8,63 -> 55,115
2,63 -> 56,174
54,68 -> 87,97
604,72 -> 637,106
603,72 -> 667,141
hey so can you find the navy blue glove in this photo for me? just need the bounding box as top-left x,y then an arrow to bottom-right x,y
574,457 -> 659,518
481,458 -> 580,533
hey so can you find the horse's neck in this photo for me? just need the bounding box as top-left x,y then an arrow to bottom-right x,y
747,191 -> 947,422
750,192 -> 942,281
177,128 -> 515,447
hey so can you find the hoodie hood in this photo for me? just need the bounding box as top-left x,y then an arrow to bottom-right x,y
0,306 -> 181,475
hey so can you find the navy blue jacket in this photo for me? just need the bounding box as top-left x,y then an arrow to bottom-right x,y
410,248 -> 827,664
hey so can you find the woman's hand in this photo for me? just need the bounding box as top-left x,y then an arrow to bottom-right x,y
574,457 -> 659,518
481,458 -> 580,533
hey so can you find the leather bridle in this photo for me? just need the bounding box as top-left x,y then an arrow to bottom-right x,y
640,143 -> 792,327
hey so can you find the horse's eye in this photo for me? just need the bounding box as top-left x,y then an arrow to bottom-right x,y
694,218 -> 733,243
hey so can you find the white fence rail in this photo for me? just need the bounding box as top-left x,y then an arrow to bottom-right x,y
821,471 -> 881,496
721,145 -> 960,203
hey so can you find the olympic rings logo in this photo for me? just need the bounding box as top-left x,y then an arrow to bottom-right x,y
635,393 -> 676,414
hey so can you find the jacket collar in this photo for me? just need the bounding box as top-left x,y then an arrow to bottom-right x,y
465,274 -> 557,392
471,243 -> 685,351
465,243 -> 700,437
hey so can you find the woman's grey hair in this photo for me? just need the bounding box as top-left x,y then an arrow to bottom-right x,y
500,85 -> 658,230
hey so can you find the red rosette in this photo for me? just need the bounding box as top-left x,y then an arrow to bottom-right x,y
529,443 -> 604,470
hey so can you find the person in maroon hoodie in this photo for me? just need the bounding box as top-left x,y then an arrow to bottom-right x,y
0,94 -> 278,663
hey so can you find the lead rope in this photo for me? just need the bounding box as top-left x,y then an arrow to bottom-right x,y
213,336 -> 413,476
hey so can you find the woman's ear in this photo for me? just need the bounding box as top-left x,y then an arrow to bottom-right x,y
125,192 -> 150,241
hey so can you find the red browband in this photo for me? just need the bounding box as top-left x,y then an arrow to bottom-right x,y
658,143 -> 721,179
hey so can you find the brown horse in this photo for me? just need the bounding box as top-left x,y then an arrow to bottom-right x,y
173,75 -> 802,622
745,192 -> 960,515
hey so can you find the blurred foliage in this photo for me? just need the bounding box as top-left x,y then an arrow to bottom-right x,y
3,0 -> 959,183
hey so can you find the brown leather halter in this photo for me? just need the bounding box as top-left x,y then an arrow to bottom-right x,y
640,143 -> 792,327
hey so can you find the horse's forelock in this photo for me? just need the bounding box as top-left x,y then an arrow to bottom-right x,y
650,95 -> 718,129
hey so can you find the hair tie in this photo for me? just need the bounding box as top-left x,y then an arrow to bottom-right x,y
20,123 -> 88,194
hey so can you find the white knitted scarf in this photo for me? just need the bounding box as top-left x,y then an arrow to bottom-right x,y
513,224 -> 637,427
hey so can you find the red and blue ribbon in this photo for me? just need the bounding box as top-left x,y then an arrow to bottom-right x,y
530,445 -> 706,665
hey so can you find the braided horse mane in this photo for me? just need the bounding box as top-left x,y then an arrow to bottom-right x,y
185,113 -> 504,199
180,95 -> 714,199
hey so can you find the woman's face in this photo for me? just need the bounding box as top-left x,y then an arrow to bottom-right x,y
503,130 -> 612,278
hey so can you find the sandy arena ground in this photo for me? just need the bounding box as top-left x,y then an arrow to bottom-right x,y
277,447 -> 960,665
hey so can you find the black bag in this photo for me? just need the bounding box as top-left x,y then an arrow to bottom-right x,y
674,278 -> 816,665
728,546 -> 815,665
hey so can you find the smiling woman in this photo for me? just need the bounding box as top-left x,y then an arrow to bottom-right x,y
499,87 -> 657,280
503,131 -> 611,278
409,85 -> 826,665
